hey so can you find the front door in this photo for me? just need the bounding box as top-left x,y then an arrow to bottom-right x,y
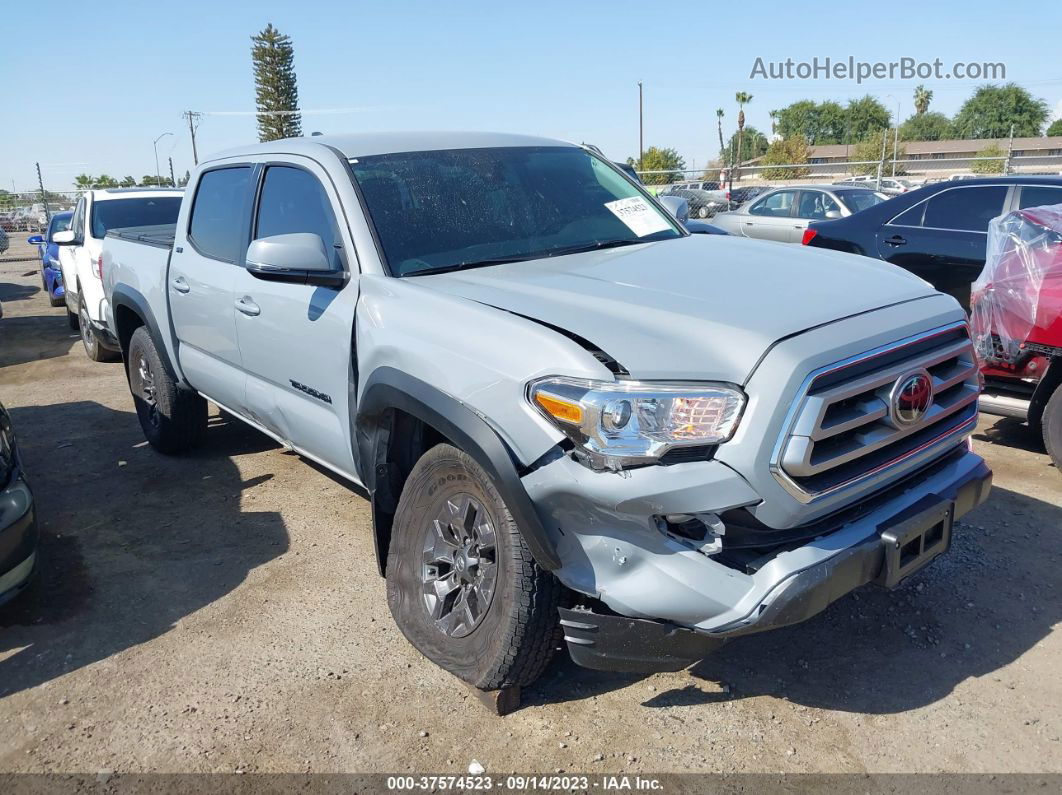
232,161 -> 359,478
875,184 -> 1010,309
743,190 -> 798,242
168,165 -> 255,410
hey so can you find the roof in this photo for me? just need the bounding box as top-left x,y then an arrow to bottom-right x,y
809,136 -> 1062,159
92,187 -> 184,197
206,131 -> 574,164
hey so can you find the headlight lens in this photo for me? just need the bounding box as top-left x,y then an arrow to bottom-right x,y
528,377 -> 745,469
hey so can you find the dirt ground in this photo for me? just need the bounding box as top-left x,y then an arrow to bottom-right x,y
1,243 -> 1060,777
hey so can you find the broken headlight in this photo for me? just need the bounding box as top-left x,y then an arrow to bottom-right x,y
528,377 -> 745,470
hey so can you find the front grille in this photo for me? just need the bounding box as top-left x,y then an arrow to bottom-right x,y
774,323 -> 979,500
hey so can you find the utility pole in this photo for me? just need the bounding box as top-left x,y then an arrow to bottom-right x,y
169,157 -> 176,187
183,111 -> 202,165
638,82 -> 644,172
878,127 -> 888,190
1004,123 -> 1015,175
36,162 -> 50,222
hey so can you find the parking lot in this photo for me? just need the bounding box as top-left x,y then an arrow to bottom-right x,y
0,240 -> 1060,776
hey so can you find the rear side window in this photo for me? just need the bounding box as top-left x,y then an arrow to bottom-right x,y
90,196 -> 181,239
1018,185 -> 1062,210
189,167 -> 253,262
254,166 -> 342,268
922,186 -> 1008,232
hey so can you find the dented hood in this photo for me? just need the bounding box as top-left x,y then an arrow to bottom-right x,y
419,234 -> 936,383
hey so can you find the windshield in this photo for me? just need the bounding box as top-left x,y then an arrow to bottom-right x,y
835,189 -> 887,214
90,196 -> 182,239
349,146 -> 682,276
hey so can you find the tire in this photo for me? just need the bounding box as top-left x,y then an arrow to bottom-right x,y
698,206 -> 710,219
1042,384 -> 1062,472
49,292 -> 64,308
386,443 -> 560,689
127,326 -> 207,454
78,293 -> 120,362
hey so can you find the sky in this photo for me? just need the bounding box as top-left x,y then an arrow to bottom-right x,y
3,0 -> 1062,192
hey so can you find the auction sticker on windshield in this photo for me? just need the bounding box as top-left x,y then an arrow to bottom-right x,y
604,196 -> 672,237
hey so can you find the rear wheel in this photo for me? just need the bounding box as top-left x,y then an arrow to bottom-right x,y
127,326 -> 207,454
78,293 -> 120,362
386,443 -> 560,689
1042,384 -> 1062,472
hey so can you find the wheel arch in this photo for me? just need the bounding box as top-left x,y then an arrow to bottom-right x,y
1029,354 -> 1062,430
355,367 -> 561,577
111,285 -> 182,386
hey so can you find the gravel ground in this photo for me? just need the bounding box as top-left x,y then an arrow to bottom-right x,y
1,246 -> 1060,776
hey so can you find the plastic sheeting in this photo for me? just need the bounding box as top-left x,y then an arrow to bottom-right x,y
970,203 -> 1062,363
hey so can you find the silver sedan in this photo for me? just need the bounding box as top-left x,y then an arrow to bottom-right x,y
712,185 -> 887,243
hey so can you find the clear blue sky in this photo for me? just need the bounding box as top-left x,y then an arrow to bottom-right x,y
4,0 -> 1061,191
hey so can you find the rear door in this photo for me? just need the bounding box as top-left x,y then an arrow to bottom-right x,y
792,190 -> 842,243
875,184 -> 1011,309
168,165 -> 254,410
1014,184 -> 1062,210
743,190 -> 798,241
232,160 -> 359,478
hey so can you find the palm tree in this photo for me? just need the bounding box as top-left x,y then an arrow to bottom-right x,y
73,174 -> 94,190
734,92 -> 753,180
769,109 -> 778,137
716,108 -> 725,156
913,84 -> 933,115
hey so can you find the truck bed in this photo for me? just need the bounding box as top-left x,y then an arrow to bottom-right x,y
106,224 -> 176,249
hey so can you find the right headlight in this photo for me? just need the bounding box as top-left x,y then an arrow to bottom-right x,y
528,376 -> 746,470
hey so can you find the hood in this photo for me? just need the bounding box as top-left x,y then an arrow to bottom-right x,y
419,235 -> 935,383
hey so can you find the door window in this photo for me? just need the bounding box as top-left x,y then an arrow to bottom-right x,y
921,186 -> 1008,232
254,166 -> 342,269
1017,185 -> 1062,210
188,167 -> 253,262
796,191 -> 841,220
749,191 -> 796,217
71,198 -> 85,239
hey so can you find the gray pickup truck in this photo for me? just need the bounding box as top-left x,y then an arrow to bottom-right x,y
102,132 -> 991,691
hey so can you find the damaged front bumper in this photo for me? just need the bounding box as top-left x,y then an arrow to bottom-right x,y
523,446 -> 991,672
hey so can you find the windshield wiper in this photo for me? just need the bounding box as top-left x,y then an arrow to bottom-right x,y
400,238 -> 648,277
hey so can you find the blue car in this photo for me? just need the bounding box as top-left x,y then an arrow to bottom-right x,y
27,211 -> 72,307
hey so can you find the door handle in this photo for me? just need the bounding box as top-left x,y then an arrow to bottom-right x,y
170,276 -> 190,294
884,235 -> 907,247
235,296 -> 261,317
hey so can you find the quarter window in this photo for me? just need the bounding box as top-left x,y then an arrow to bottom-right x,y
188,167 -> 253,262
922,186 -> 1008,232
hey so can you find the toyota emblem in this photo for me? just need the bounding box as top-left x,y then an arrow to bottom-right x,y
890,370 -> 934,426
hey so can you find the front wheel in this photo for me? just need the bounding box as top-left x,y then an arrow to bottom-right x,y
698,205 -> 710,218
386,443 -> 561,689
78,295 -> 120,362
1041,383 -> 1062,472
127,326 -> 207,454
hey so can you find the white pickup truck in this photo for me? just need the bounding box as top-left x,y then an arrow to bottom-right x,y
53,188 -> 182,361
102,132 -> 991,691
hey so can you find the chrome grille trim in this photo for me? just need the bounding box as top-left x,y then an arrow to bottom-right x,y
770,321 -> 979,504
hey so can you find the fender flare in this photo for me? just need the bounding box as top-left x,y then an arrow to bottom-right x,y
110,284 -> 184,387
355,367 -> 561,573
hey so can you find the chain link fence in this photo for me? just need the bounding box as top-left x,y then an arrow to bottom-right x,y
1,190 -> 82,263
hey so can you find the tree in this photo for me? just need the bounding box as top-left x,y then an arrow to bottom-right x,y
1046,119 -> 1062,137
759,135 -> 812,180
715,109 -> 725,158
734,92 -> 752,178
899,111 -> 953,142
775,99 -> 846,144
139,175 -> 174,187
768,109 -> 778,137
626,146 -> 685,185
845,95 -> 891,143
251,23 -> 302,142
178,170 -> 191,187
952,83 -> 1048,139
119,176 -> 137,188
95,175 -> 119,188
913,84 -> 933,115
74,174 -> 94,190
722,127 -> 768,166
850,129 -> 907,176
971,143 -> 1007,174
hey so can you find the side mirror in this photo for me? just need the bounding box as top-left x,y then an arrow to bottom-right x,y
824,210 -> 842,220
657,195 -> 689,224
27,235 -> 44,244
245,233 -> 346,288
53,230 -> 76,245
